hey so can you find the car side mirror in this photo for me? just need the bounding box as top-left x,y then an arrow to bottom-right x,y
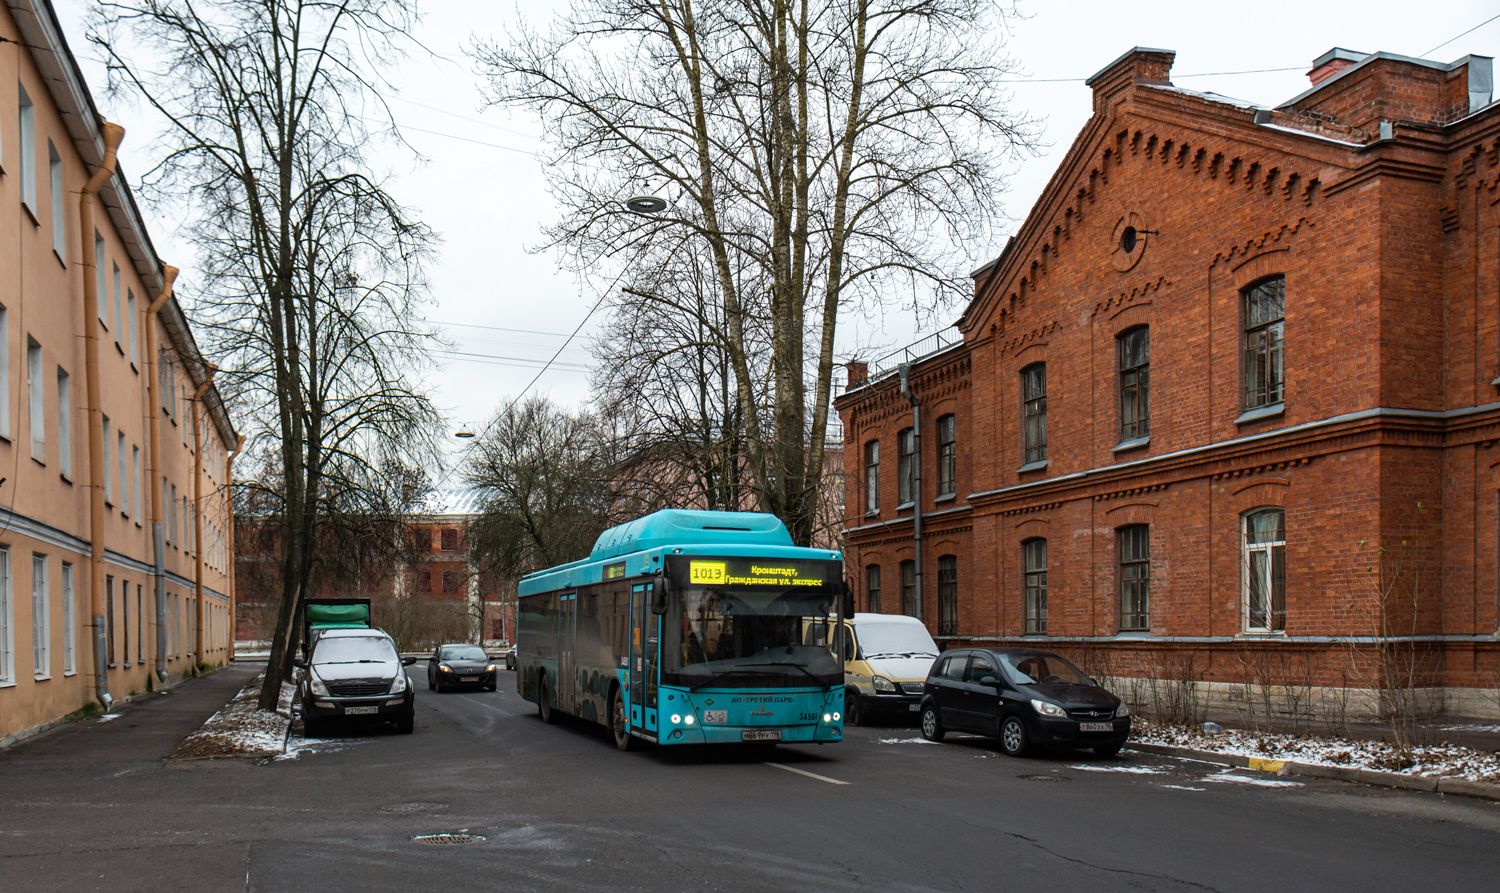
978,675 -> 1001,687
651,575 -> 669,614
292,657 -> 307,669
402,656 -> 417,666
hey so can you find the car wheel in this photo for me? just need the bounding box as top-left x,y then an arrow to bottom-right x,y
426,673 -> 434,690
1093,740 -> 1124,758
845,689 -> 864,727
538,680 -> 556,724
396,712 -> 414,734
610,689 -> 635,751
999,715 -> 1030,757
920,703 -> 945,742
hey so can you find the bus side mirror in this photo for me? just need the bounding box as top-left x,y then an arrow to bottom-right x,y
842,581 -> 856,618
651,575 -> 669,614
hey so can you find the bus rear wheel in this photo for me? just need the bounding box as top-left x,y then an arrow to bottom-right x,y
538,679 -> 557,724
611,689 -> 635,751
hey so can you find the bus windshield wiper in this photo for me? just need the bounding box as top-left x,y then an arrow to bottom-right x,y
687,663 -> 822,691
689,668 -> 767,691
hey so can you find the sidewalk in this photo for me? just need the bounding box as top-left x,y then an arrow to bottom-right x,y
0,660 -> 262,765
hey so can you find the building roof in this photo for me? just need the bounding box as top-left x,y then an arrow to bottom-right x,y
423,488 -> 486,517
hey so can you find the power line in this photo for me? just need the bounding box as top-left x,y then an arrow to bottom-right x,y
430,348 -> 591,370
420,318 -> 575,338
1424,12 -> 1500,57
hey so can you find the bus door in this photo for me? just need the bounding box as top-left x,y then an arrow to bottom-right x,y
629,584 -> 645,728
559,593 -> 577,714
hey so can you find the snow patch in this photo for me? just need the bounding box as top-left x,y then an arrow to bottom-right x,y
170,674 -> 290,759
1158,784 -> 1206,791
1199,771 -> 1303,788
880,737 -> 939,745
97,714 -> 122,723
1067,763 -> 1166,775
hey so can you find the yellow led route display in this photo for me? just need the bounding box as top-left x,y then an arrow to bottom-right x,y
687,559 -> 831,588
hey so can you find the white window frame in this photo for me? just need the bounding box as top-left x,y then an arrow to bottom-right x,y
0,547 -> 12,683
132,446 -> 141,523
27,337 -> 43,462
18,83 -> 35,213
56,367 -> 70,480
61,561 -> 74,675
117,430 -> 127,516
127,289 -> 138,366
0,304 -> 9,441
112,266 -> 123,348
135,583 -> 143,663
49,140 -> 64,262
31,553 -> 47,678
102,415 -> 113,505
1242,509 -> 1287,633
95,234 -> 107,326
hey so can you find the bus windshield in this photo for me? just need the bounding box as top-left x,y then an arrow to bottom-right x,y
663,585 -> 841,689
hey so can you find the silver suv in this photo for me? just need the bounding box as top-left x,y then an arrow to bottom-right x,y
295,628 -> 416,736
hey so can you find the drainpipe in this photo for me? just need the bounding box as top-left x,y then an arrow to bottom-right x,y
80,121 -> 125,710
146,266 -> 177,684
226,433 -> 244,661
191,365 -> 217,669
898,363 -> 924,626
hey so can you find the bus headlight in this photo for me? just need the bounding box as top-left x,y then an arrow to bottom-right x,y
823,713 -> 832,722
671,714 -> 682,724
832,712 -> 841,721
683,715 -> 695,725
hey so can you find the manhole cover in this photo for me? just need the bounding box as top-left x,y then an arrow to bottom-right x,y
411,833 -> 485,846
381,802 -> 447,815
1017,774 -> 1070,782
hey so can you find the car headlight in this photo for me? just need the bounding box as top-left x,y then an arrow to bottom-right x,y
1031,698 -> 1067,718
486,664 -> 497,673
1115,701 -> 1130,718
439,664 -> 453,673
389,673 -> 408,694
308,674 -> 329,697
872,675 -> 897,693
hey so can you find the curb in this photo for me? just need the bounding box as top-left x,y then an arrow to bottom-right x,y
1129,742 -> 1500,801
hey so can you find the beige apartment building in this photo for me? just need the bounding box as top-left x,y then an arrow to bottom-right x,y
0,0 -> 238,747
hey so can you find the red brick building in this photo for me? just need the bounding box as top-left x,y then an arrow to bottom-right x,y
836,46 -> 1500,718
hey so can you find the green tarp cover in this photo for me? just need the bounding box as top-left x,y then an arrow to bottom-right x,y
306,604 -> 370,627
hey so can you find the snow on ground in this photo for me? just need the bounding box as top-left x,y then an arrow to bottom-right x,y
1068,763 -> 1167,775
1133,719 -> 1500,782
276,733 -> 376,761
879,737 -> 939,745
1198,769 -> 1303,788
169,674 -> 290,760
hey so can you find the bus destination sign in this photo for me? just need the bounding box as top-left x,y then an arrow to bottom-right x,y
685,558 -> 829,588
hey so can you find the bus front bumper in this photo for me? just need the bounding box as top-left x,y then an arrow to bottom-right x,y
657,721 -> 843,745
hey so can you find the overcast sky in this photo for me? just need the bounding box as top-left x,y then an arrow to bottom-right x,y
53,0 -> 1499,476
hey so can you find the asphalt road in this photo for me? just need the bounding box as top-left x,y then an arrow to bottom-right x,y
2,661 -> 1498,892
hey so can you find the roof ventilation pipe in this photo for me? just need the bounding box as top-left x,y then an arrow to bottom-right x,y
898,363 -> 923,625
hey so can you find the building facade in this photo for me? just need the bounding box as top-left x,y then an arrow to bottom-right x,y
837,46 -> 1500,717
0,0 -> 239,746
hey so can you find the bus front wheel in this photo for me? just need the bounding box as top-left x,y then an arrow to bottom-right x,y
538,679 -> 557,724
611,689 -> 635,751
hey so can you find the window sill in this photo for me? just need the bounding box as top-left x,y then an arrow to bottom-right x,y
62,670 -> 76,677
0,680 -> 14,688
60,472 -> 71,485
1022,631 -> 1049,638
30,455 -> 45,468
21,201 -> 38,226
53,248 -> 65,269
895,500 -> 916,512
1017,459 -> 1049,474
1114,629 -> 1150,638
1235,402 -> 1284,425
114,341 -> 124,356
934,493 -> 956,504
1113,436 -> 1149,453
1236,630 -> 1287,639
34,673 -> 50,682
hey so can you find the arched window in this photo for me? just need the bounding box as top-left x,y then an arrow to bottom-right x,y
937,555 -> 958,636
865,564 -> 882,614
863,440 -> 880,514
1243,277 -> 1285,410
1023,539 -> 1048,634
1118,327 -> 1149,441
1022,364 -> 1047,463
936,414 -> 957,496
897,427 -> 916,505
1118,525 -> 1150,630
1243,509 -> 1286,631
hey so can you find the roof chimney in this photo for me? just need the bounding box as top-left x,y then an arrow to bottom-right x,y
845,360 -> 869,390
1307,47 -> 1368,86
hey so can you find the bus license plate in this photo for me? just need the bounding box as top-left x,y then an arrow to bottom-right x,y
344,706 -> 378,715
1079,722 -> 1113,732
742,730 -> 781,742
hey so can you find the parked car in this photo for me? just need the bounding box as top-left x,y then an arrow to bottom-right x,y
427,643 -> 498,692
919,648 -> 1130,757
837,613 -> 939,726
295,628 -> 416,736
505,644 -> 517,671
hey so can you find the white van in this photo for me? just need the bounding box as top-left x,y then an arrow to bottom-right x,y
839,613 -> 940,725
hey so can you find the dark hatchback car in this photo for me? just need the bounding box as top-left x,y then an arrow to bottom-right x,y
427,643 -> 498,692
295,629 -> 416,736
919,648 -> 1130,757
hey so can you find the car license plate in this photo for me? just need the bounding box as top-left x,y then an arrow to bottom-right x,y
1079,722 -> 1113,732
462,676 -> 479,682
742,730 -> 781,741
344,706 -> 378,715
703,710 -> 727,724
908,703 -> 921,711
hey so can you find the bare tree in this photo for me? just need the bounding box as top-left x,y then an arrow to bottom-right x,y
465,397 -> 625,582
474,0 -> 1036,545
93,0 -> 440,708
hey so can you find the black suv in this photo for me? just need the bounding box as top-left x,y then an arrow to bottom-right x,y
295,629 -> 417,736
919,648 -> 1129,757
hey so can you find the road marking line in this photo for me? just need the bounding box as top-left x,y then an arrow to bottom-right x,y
765,762 -> 850,785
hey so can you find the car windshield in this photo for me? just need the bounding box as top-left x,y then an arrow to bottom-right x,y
999,652 -> 1091,686
312,636 -> 398,665
663,585 -> 841,689
438,645 -> 487,661
856,620 -> 938,659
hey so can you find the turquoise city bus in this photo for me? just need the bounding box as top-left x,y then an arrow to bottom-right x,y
516,509 -> 849,750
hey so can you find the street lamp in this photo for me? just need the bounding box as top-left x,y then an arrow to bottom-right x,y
625,194 -> 668,214
455,425 -> 476,439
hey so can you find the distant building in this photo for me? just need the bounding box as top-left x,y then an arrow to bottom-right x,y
837,46 -> 1500,718
0,0 -> 238,747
